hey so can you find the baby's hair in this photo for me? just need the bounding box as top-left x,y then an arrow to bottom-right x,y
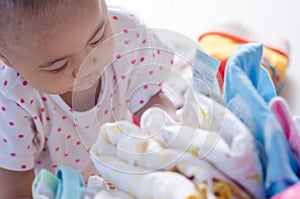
0,0 -> 72,55
0,0 -> 62,14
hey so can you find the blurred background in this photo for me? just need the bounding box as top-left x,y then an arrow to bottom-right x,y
106,0 -> 300,115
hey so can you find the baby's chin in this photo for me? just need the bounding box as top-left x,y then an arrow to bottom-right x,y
72,79 -> 100,92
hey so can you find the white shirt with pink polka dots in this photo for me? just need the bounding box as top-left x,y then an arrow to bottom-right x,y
0,6 -> 173,180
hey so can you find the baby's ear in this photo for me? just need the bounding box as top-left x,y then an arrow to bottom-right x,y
0,53 -> 13,67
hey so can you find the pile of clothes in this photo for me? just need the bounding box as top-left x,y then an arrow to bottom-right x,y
32,41 -> 300,198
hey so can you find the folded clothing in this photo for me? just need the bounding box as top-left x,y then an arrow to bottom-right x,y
199,21 -> 290,94
90,91 -> 264,199
223,43 -> 299,197
32,166 -> 85,199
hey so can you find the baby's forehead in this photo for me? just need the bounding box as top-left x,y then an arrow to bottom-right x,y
1,0 -> 103,51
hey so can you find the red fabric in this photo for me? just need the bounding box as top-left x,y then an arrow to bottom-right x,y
131,114 -> 140,127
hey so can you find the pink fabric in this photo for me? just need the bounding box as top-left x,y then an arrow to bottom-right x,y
271,182 -> 300,199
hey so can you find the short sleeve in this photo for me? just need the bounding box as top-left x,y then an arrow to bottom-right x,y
126,29 -> 174,113
0,92 -> 41,171
108,7 -> 174,113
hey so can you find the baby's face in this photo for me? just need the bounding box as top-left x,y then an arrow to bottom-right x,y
5,0 -> 114,94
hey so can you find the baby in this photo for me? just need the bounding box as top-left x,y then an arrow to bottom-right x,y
0,0 -> 177,197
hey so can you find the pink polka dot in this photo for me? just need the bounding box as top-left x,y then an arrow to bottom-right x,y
41,108 -> 45,112
16,72 -> 20,76
10,153 -> 16,157
85,125 -> 90,129
70,108 -> 74,113
129,13 -> 135,17
9,122 -> 14,126
45,137 -> 48,142
52,165 -> 57,168
123,29 -> 129,33
42,148 -> 47,152
131,59 -> 136,65
142,39 -> 147,44
1,65 -> 5,70
18,134 -> 24,138
62,116 -> 67,120
21,165 -> 27,169
3,138 -> 7,143
75,159 -> 80,163
149,70 -> 154,75
126,99 -> 130,103
33,116 -> 38,120
1,106 -> 6,111
27,145 -> 31,150
139,100 -> 144,104
112,15 -> 118,20
55,147 -> 60,151
121,75 -> 126,79
140,57 -> 145,62
160,65 -> 163,70
20,98 -> 25,103
3,80 -> 8,86
76,141 -> 81,145
64,153 -> 69,157
22,81 -> 28,86
116,54 -> 121,59
46,116 -> 51,121
30,100 -> 34,104
152,53 -> 156,58
42,97 -> 47,102
170,60 -> 174,65
144,85 -> 148,89
158,82 -> 163,87
57,128 -> 62,132
136,33 -> 140,38
157,50 -> 161,55
66,135 -> 72,139
36,161 -> 41,165
124,40 -> 129,45
104,110 -> 108,115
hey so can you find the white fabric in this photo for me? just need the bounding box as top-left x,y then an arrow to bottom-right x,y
90,91 -> 264,198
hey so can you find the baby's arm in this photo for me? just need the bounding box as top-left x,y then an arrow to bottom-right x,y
134,90 -> 177,122
0,168 -> 34,198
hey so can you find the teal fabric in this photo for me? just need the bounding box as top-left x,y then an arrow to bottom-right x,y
55,166 -> 85,199
32,169 -> 58,199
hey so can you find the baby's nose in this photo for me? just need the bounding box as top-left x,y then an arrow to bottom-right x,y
72,69 -> 79,78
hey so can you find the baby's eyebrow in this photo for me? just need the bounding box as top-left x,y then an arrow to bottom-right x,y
87,17 -> 106,43
37,18 -> 106,69
38,56 -> 68,69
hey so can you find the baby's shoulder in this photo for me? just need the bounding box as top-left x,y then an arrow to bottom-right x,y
0,62 -> 39,102
108,5 -> 146,32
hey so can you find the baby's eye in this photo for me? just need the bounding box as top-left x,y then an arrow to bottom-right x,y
90,34 -> 105,46
47,62 -> 68,75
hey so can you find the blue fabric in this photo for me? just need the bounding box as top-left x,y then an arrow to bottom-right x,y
223,43 -> 299,197
55,166 -> 85,199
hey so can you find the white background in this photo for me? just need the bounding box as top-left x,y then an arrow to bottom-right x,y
106,0 -> 300,115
